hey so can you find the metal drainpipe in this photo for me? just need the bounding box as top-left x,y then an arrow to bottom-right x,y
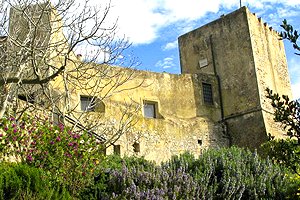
209,35 -> 232,146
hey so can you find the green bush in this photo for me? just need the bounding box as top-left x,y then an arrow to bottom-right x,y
82,147 -> 299,199
0,114 -> 104,196
0,162 -> 71,200
165,147 -> 299,199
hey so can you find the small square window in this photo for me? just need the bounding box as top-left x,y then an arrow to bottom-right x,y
133,142 -> 140,153
143,101 -> 158,118
80,96 -> 96,112
202,83 -> 213,105
114,145 -> 121,155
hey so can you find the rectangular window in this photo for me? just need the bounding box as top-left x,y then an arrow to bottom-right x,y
80,96 -> 96,112
18,94 -> 35,104
202,83 -> 213,105
133,142 -> 140,153
114,145 -> 121,155
143,101 -> 158,118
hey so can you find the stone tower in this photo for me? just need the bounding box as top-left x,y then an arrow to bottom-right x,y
178,6 -> 292,149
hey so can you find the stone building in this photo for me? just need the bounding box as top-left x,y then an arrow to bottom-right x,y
0,5 -> 292,163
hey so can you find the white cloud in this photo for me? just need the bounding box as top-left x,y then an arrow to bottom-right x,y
162,40 -> 178,51
107,0 -> 300,45
55,0 -> 300,46
155,57 -> 176,69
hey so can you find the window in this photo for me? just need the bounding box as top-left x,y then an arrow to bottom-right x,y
114,145 -> 121,155
18,94 -> 35,104
80,96 -> 96,112
133,142 -> 140,153
143,101 -> 158,118
202,83 -> 213,105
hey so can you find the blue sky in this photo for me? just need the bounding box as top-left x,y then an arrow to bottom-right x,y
83,0 -> 300,99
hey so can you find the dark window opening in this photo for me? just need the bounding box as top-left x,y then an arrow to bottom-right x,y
18,94 -> 35,104
202,83 -> 213,105
133,142 -> 140,153
198,139 -> 202,146
80,96 -> 96,112
114,145 -> 121,155
143,101 -> 158,118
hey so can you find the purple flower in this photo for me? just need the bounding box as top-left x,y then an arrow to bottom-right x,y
4,127 -> 8,131
73,134 -> 80,139
0,134 -> 3,137
13,129 -> 17,133
12,124 -> 16,128
26,154 -> 33,162
9,117 -> 15,121
50,141 -> 54,145
68,142 -> 73,146
58,123 -> 64,131
64,153 -> 72,158
56,136 -> 61,142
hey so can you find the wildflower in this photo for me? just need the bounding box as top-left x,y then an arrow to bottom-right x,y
56,136 -> 61,142
13,129 -> 17,133
68,142 -> 73,146
9,117 -> 15,121
58,123 -> 64,131
0,134 -> 3,137
12,124 -> 16,128
4,127 -> 8,131
50,141 -> 54,145
26,154 -> 33,162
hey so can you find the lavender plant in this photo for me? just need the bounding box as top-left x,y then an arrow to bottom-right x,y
83,147 -> 298,199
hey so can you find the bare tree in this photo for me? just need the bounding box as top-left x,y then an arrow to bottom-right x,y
0,0 -> 143,146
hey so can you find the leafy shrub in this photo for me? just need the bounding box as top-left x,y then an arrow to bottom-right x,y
0,162 -> 71,200
0,114 -> 104,196
82,147 -> 298,199
99,154 -> 156,171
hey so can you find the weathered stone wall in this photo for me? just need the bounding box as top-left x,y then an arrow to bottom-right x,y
179,7 -> 265,148
178,7 -> 292,149
179,7 -> 262,117
66,68 -> 228,163
246,11 -> 292,138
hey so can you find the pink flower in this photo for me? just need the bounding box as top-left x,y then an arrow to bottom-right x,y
13,129 -> 17,133
68,142 -> 73,146
26,154 -> 33,162
58,123 -> 64,131
56,136 -> 61,142
0,134 -> 3,137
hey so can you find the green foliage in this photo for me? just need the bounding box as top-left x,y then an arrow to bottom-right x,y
280,19 -> 300,55
83,147 -> 298,199
0,114 -> 104,196
266,88 -> 300,142
99,154 -> 156,171
165,147 -> 297,199
0,162 -> 71,200
262,139 -> 300,175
